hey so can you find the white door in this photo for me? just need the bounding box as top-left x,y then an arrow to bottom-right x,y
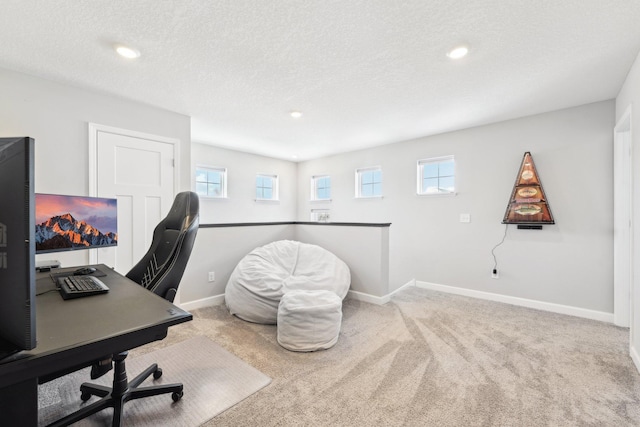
88,124 -> 179,275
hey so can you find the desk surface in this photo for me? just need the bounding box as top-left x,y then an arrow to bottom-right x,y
0,264 -> 192,388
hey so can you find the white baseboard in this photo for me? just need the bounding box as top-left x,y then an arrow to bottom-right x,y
415,280 -> 615,323
178,294 -> 225,311
181,289 -> 395,310
176,280 -> 614,325
347,280 -> 415,305
347,290 -> 390,305
631,344 -> 640,374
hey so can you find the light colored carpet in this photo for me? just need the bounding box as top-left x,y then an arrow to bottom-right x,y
39,286 -> 640,426
165,286 -> 640,426
37,335 -> 271,426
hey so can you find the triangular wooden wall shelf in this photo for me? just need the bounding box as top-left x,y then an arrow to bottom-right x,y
502,152 -> 554,226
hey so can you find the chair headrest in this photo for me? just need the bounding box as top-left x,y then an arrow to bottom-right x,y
163,191 -> 199,230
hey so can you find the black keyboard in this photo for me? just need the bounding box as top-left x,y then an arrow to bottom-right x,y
58,275 -> 109,300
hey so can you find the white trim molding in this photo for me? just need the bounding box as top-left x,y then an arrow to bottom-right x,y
613,105 -> 633,327
632,343 -> 640,374
347,290 -> 390,305
178,293 -> 225,311
415,280 -> 614,323
346,280 -> 415,305
179,279 -> 614,326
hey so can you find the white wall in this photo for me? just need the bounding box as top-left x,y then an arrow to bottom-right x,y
297,101 -> 615,315
180,222 -> 391,308
191,143 -> 297,223
2,66 -> 617,320
616,49 -> 640,370
295,224 -> 390,299
0,67 -> 191,268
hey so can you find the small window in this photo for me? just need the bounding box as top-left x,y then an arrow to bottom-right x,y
417,156 -> 455,195
311,175 -> 331,201
256,174 -> 279,201
355,166 -> 382,198
195,166 -> 227,198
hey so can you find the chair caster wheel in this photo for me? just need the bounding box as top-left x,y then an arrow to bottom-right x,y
153,367 -> 163,379
81,392 -> 92,402
172,391 -> 183,402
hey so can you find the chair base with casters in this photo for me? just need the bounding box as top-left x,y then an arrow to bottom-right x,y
46,351 -> 183,427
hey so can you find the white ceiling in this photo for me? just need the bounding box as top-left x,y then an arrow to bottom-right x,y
2,1 -> 640,161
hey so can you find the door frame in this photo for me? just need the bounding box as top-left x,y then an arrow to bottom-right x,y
614,106 -> 633,328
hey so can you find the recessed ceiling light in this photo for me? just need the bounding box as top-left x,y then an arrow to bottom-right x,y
291,155 -> 298,159
115,45 -> 141,59
447,45 -> 468,59
290,111 -> 303,119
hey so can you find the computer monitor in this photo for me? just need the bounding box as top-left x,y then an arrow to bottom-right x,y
0,137 -> 36,358
35,194 -> 117,254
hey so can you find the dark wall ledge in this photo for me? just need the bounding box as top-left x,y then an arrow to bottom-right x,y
200,221 -> 391,228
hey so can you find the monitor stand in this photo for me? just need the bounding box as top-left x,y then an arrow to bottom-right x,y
36,259 -> 61,272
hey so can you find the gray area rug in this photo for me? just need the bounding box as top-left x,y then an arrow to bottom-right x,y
167,286 -> 640,426
37,335 -> 271,426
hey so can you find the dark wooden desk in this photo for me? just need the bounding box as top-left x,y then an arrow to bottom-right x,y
0,265 -> 192,426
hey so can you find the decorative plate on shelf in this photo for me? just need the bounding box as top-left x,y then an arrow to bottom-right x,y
517,187 -> 538,198
521,170 -> 534,180
514,204 -> 542,216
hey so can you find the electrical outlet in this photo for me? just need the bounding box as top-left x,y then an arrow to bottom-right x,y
491,269 -> 499,279
208,271 -> 215,282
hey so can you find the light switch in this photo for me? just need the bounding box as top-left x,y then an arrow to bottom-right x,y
459,213 -> 471,223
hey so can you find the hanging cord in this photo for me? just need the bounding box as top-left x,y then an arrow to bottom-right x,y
491,224 -> 508,271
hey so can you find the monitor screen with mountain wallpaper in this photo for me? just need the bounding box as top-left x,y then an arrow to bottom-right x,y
35,194 -> 118,254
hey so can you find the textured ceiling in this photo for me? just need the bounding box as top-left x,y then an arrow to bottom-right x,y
1,1 -> 640,161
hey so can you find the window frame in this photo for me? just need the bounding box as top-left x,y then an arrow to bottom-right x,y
310,174 -> 331,202
195,165 -> 228,199
255,173 -> 279,201
355,166 -> 383,199
417,155 -> 455,196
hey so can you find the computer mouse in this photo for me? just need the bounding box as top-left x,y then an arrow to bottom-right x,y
73,267 -> 97,276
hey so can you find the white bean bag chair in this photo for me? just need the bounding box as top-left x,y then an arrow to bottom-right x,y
277,290 -> 343,352
225,240 -> 350,324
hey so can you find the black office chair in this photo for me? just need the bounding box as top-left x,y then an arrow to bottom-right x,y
125,191 -> 200,303
49,191 -> 199,427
